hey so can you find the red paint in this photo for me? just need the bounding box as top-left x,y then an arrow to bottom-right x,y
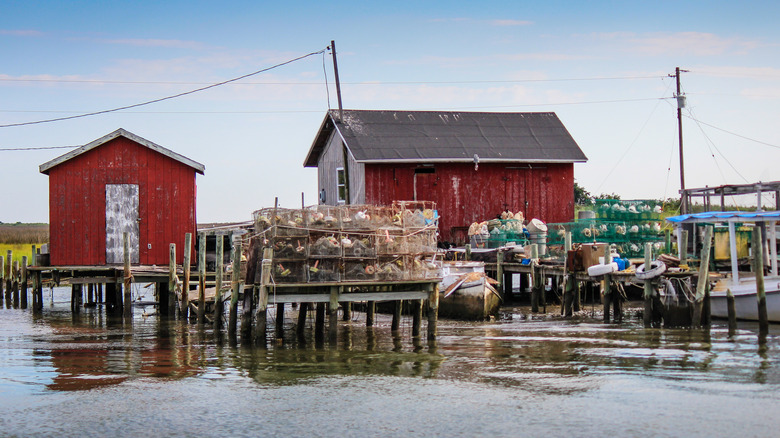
365,163 -> 574,243
46,136 -> 198,266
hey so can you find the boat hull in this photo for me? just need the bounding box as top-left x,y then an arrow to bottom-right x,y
439,278 -> 501,320
711,276 -> 780,322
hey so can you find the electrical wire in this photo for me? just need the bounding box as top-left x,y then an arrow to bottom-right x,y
682,114 -> 780,149
0,47 -> 327,128
0,145 -> 79,151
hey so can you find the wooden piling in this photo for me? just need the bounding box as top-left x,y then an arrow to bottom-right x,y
20,256 -> 27,309
427,284 -> 439,341
602,276 -> 612,323
296,302 -> 309,337
242,239 -> 261,342
752,227 -> 769,333
168,243 -> 177,317
123,233 -> 133,317
275,303 -> 285,336
692,225 -> 713,327
680,229 -> 689,265
98,283 -> 103,303
12,260 -> 19,307
529,244 -> 540,313
563,273 -> 576,317
198,233 -> 206,325
465,244 -> 471,261
254,248 -> 272,346
643,243 -> 653,328
87,283 -> 94,305
328,287 -> 339,343
726,288 -> 737,334
315,302 -> 325,341
228,237 -> 242,338
366,301 -> 376,327
0,255 -> 4,306
496,248 -> 504,294
391,300 -> 402,332
182,233 -> 192,321
342,302 -> 352,321
6,250 -> 12,300
214,236 -> 224,332
412,299 -> 423,338
34,271 -> 43,311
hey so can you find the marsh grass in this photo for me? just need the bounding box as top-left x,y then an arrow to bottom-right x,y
0,224 -> 49,266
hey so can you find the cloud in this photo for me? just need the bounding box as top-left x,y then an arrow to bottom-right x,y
490,19 -> 533,27
594,31 -> 760,57
100,38 -> 207,50
0,29 -> 43,37
695,65 -> 780,79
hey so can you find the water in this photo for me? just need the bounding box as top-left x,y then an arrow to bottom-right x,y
1,289 -> 780,437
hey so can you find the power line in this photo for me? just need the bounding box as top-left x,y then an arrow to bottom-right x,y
0,47 -> 327,128
683,114 -> 780,149
0,145 -> 77,151
0,74 -> 665,86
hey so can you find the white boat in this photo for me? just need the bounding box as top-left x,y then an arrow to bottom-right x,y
667,210 -> 780,322
438,261 -> 501,320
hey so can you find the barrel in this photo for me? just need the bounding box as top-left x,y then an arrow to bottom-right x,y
529,232 -> 548,255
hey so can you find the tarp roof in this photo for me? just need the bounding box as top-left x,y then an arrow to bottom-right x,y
666,210 -> 780,223
40,128 -> 205,175
304,110 -> 588,167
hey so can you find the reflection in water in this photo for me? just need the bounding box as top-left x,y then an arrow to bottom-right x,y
2,289 -> 780,436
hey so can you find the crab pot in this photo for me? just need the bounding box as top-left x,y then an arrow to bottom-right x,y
377,256 -> 408,281
342,233 -> 377,258
405,229 -> 437,254
377,229 -> 407,255
343,258 -> 379,281
340,205 -> 378,231
272,237 -> 308,260
306,205 -> 341,230
308,232 -> 342,257
308,258 -> 340,283
409,255 -> 440,280
272,261 -> 307,284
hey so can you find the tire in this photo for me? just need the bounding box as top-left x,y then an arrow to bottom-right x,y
588,262 -> 618,277
636,260 -> 666,280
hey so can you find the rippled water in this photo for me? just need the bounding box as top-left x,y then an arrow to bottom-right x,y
1,288 -> 779,437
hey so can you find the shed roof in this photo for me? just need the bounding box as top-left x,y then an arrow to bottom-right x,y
39,128 -> 205,175
304,109 -> 587,167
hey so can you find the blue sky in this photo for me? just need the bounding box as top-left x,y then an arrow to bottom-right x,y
2,1 -> 780,222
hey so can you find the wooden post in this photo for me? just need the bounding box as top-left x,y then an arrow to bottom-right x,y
275,303 -> 285,336
391,300 -> 402,332
198,233 -> 206,325
665,229 -> 672,254
680,229 -> 689,265
182,233 -> 192,321
726,288 -> 737,334
427,284 -> 439,341
465,244 -> 472,261
496,248 -> 504,295
342,302 -> 352,321
315,302 -> 325,341
254,248 -> 272,346
412,299 -> 423,338
643,243 -> 653,328
328,286 -> 339,343
753,227 -> 769,333
214,235 -> 224,332
242,239 -> 261,342
6,250 -> 12,298
228,236 -> 242,338
34,271 -> 43,311
98,283 -> 103,303
12,260 -> 19,307
123,232 -> 132,317
529,244 -> 540,313
366,301 -> 376,327
602,249 -> 613,323
31,245 -> 36,267
168,243 -> 177,317
563,273 -> 576,317
692,225 -> 713,327
296,302 -> 309,338
20,256 -> 27,309
0,255 -> 4,306
87,283 -> 94,305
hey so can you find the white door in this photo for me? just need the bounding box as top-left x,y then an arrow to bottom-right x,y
105,184 -> 140,264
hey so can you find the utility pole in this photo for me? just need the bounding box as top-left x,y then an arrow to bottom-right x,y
330,40 -> 344,122
670,67 -> 689,214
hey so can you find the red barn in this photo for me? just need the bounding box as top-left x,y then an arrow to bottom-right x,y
40,128 -> 205,266
304,110 -> 587,244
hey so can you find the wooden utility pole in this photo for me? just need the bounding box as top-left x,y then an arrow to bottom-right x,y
330,40 -> 344,122
670,67 -> 689,214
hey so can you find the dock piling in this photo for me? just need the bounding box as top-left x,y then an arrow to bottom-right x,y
20,256 -> 27,309
692,225 -> 713,327
123,233 -> 133,318
427,284 -> 439,341
643,243 -> 653,328
182,233 -> 192,321
752,227 -> 769,333
228,236 -> 241,338
168,243 -> 177,317
0,255 -> 4,306
197,233 -> 206,325
213,236 -> 224,332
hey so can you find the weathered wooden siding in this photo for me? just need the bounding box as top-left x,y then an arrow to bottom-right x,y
364,163 -> 574,243
48,136 -> 197,266
317,133 -> 365,205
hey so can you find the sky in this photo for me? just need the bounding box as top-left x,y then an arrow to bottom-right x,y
2,0 -> 780,223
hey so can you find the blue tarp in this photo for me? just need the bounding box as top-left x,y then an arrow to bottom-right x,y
666,210 -> 780,223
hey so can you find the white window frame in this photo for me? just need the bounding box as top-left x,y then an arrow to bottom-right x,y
336,167 -> 347,204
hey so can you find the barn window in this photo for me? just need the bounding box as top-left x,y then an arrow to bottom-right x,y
336,167 -> 347,203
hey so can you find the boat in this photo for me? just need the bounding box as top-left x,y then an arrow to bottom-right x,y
438,261 -> 502,320
666,210 -> 780,322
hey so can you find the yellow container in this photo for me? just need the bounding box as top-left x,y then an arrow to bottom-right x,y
714,226 -> 751,260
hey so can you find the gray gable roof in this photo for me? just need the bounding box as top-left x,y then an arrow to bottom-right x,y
40,128 -> 205,175
304,109 -> 587,167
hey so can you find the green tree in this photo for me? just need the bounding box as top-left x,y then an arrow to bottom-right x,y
574,180 -> 593,206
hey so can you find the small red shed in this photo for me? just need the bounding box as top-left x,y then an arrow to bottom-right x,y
40,128 -> 205,266
304,110 -> 587,244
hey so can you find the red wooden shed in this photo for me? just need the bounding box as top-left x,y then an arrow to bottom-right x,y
304,110 -> 587,244
40,128 -> 205,266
